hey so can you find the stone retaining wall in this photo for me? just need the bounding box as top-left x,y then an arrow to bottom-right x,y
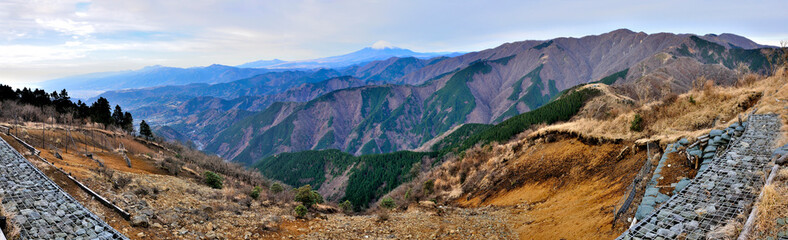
618,114 -> 781,239
0,136 -> 127,239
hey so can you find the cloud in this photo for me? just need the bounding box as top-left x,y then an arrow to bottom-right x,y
0,0 -> 787,85
35,18 -> 96,37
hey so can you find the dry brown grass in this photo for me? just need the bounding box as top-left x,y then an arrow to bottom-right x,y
752,168 -> 788,239
706,219 -> 742,240
0,196 -> 21,240
752,67 -> 788,147
534,69 -> 787,144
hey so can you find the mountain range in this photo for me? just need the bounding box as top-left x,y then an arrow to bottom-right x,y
39,46 -> 460,99
85,29 -> 775,167
237,46 -> 462,69
39,65 -> 272,99
176,29 -> 772,165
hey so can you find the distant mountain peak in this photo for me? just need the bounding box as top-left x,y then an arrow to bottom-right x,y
142,65 -> 165,70
371,40 -> 396,50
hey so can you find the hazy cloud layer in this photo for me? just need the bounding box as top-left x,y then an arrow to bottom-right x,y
1,0 -> 786,86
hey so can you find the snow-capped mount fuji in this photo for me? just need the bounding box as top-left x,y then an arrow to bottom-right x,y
237,42 -> 463,69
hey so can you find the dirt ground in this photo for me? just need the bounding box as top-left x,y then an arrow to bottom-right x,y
0,126 -> 299,240
656,150 -> 697,195
446,137 -> 649,240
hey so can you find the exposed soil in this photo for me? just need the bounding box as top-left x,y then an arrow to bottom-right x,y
656,150 -> 697,195
300,206 -> 516,239
451,136 -> 648,239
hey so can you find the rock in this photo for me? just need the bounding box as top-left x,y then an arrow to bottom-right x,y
701,181 -> 714,190
777,155 -> 788,166
688,149 -> 702,158
131,214 -> 150,228
669,223 -> 684,235
704,145 -> 717,153
655,193 -> 670,204
635,205 -> 655,219
152,223 -> 162,228
644,188 -> 659,197
704,205 -> 717,214
657,228 -> 676,238
137,232 -> 145,238
709,129 -> 724,137
684,221 -> 699,231
674,179 -> 691,193
721,133 -> 731,141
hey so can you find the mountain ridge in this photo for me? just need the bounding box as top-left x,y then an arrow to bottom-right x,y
237,46 -> 463,69
199,29 -> 775,165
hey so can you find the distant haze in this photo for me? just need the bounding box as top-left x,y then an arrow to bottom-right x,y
1,0 -> 786,86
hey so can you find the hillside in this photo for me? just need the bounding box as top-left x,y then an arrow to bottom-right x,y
205,30 -> 776,165
251,86 -> 603,208
366,66 -> 788,239
141,76 -> 368,149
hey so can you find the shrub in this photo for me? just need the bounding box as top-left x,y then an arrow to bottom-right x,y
238,196 -> 252,208
339,200 -> 353,214
250,186 -> 263,199
203,171 -> 223,189
270,183 -> 284,194
294,204 -> 307,218
134,187 -> 149,196
688,95 -> 696,104
630,114 -> 644,132
113,175 -> 131,189
423,179 -> 435,195
160,157 -> 184,176
380,197 -> 396,210
376,209 -> 390,222
313,190 -> 324,204
294,185 -> 323,208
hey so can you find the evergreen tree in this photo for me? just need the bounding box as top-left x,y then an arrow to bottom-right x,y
76,100 -> 90,120
139,120 -> 153,139
90,97 -> 112,126
122,112 -> 134,132
52,89 -> 74,113
0,84 -> 17,101
112,105 -> 124,126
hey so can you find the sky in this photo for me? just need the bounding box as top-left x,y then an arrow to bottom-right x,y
1,0 -> 787,87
